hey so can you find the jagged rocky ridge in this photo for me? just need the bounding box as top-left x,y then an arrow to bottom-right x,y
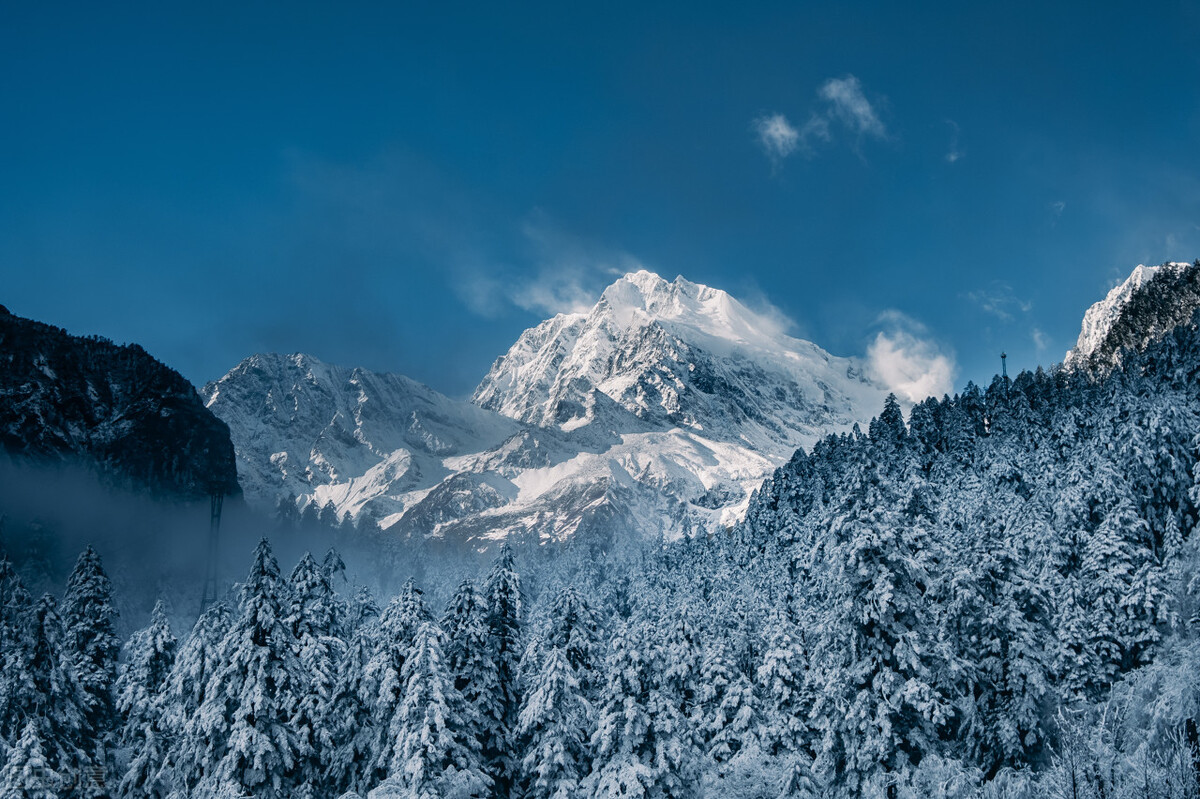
0,307 -> 239,499
1064,259 -> 1200,373
205,271 -> 889,545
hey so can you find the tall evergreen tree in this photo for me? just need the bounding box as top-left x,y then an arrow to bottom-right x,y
61,547 -> 120,754
484,542 -> 523,797
115,599 -> 176,799
442,580 -> 501,756
0,557 -> 35,746
583,621 -> 694,799
373,621 -> 490,799
288,552 -> 345,793
0,720 -> 61,799
365,579 -> 432,785
161,602 -> 232,795
516,646 -> 591,799
208,540 -> 304,798
27,594 -> 91,794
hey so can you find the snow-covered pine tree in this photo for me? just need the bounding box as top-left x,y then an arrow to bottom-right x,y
160,602 -> 232,795
61,547 -> 120,759
325,616 -> 380,797
115,599 -> 176,799
484,542 -> 523,797
545,585 -> 602,698
365,579 -> 432,786
0,556 -> 35,747
372,620 -> 490,799
755,604 -> 809,758
583,619 -> 695,799
27,594 -> 91,795
0,720 -> 61,799
287,552 -> 345,793
208,540 -> 305,798
807,465 -> 950,797
442,580 -> 501,758
516,646 -> 591,799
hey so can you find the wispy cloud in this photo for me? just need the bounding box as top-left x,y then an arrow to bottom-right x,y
753,114 -> 801,167
819,75 -> 887,141
964,282 -> 1033,322
753,74 -> 888,168
1032,328 -> 1049,352
944,119 -> 963,163
454,214 -> 637,319
867,311 -> 956,405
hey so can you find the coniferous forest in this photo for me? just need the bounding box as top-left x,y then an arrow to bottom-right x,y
5,303 -> 1200,799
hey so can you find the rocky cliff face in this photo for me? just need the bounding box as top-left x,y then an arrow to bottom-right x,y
0,307 -> 239,499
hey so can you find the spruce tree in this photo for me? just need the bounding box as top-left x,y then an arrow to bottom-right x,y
27,594 -> 91,792
755,606 -> 808,758
0,720 -> 62,799
516,646 -> 591,799
115,599 -> 176,799
373,621 -> 489,799
209,540 -> 304,798
365,579 -> 432,785
442,579 -> 501,757
161,602 -> 232,794
583,620 -> 694,799
288,552 -> 345,793
62,547 -> 120,753
0,557 -> 35,745
484,542 -> 523,797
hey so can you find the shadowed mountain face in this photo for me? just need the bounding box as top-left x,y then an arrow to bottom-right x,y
0,307 -> 239,499
205,271 -> 889,547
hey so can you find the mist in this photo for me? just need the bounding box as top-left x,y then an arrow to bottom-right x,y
0,458 -> 435,633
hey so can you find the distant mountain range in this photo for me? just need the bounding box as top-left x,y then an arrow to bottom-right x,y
3,261 -> 1195,549
203,271 -> 889,546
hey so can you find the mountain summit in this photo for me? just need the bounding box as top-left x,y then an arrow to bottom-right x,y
1065,260 -> 1200,372
475,270 -> 882,452
205,270 -> 889,545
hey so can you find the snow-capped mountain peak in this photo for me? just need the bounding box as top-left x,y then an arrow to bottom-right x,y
474,270 -> 884,451
205,270 -> 891,547
1065,261 -> 1200,371
597,270 -> 790,352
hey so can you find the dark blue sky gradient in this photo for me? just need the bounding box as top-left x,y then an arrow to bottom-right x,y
2,1 -> 1199,397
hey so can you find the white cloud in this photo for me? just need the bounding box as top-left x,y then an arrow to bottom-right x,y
867,311 -> 956,404
753,113 -> 801,165
453,215 -> 636,318
819,75 -> 887,140
1032,328 -> 1049,351
753,74 -> 889,167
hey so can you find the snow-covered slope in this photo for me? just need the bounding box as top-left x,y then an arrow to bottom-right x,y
1065,261 -> 1200,372
206,271 -> 890,546
202,354 -> 521,524
474,270 -> 883,452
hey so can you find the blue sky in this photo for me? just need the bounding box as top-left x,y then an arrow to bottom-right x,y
2,1 -> 1199,399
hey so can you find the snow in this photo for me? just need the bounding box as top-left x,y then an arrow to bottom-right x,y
205,271 -> 890,546
1064,262 -> 1192,367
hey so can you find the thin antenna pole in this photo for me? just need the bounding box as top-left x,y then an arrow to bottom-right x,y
1001,352 -> 1008,380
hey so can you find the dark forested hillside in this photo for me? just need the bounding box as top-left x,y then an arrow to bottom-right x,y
0,307 -> 239,499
